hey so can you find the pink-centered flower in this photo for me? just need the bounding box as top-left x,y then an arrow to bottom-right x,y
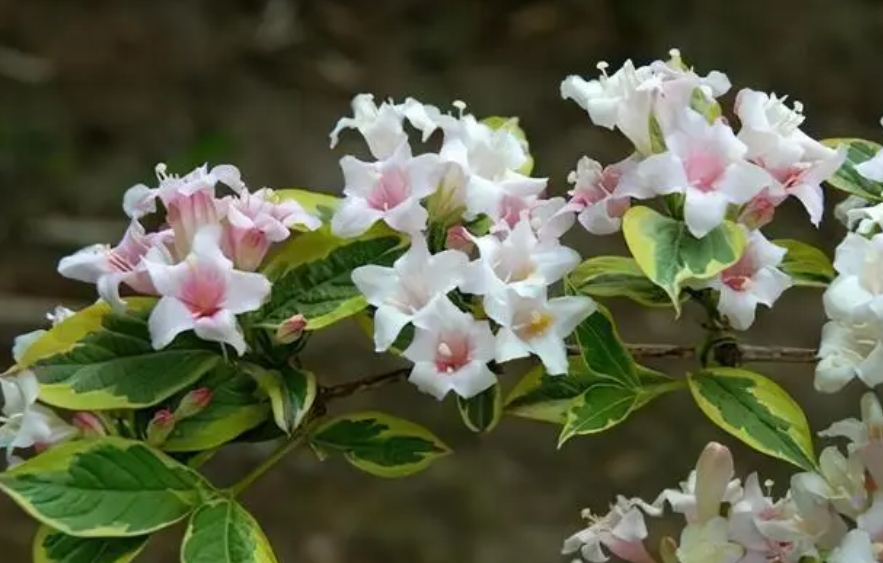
619,109 -> 772,238
331,142 -> 442,237
401,297 -> 496,400
145,226 -> 271,355
123,162 -> 243,219
562,496 -> 659,563
221,188 -> 320,271
58,220 -> 169,309
566,155 -> 634,235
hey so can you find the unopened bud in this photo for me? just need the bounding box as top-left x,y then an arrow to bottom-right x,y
146,409 -> 176,447
276,314 -> 307,344
695,442 -> 734,524
175,387 -> 213,420
72,412 -> 107,437
445,225 -> 474,253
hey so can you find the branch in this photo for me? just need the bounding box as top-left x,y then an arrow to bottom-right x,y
622,344 -> 819,363
320,366 -> 411,401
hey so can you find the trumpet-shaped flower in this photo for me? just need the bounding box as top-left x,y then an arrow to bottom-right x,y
123,162 -> 243,220
401,297 -> 496,400
824,232 -> 883,326
461,219 -> 580,300
814,319 -> 883,393
58,220 -> 168,309
486,291 -> 596,375
221,188 -> 320,271
0,371 -> 77,463
619,109 -> 771,238
820,393 -> 883,488
828,530 -> 879,563
145,226 -> 271,355
703,229 -> 792,330
792,447 -> 869,519
352,234 -> 469,352
566,156 -> 634,236
331,143 -> 442,237
676,517 -> 744,563
562,497 -> 658,563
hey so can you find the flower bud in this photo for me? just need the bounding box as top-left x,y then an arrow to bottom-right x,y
146,409 -> 176,447
694,442 -> 734,524
276,314 -> 307,344
738,191 -> 780,230
72,412 -> 107,437
174,387 -> 213,420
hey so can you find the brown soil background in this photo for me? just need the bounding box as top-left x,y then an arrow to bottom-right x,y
1,1 -> 882,561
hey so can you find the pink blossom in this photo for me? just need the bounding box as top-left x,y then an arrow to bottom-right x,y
567,156 -> 634,235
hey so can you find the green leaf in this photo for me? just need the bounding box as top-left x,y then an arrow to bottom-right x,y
481,116 -> 534,175
648,115 -> 666,154
310,412 -> 451,478
456,382 -> 502,433
687,367 -> 816,470
15,298 -> 156,370
505,357 -> 605,424
572,304 -> 640,388
260,226 -> 406,331
0,438 -> 206,537
32,525 -> 148,563
567,256 -> 678,307
32,308 -> 221,411
774,239 -> 835,288
247,363 -> 317,435
623,206 -> 747,312
821,138 -> 882,200
559,384 -> 639,446
181,497 -> 278,563
161,364 -> 271,452
274,188 -> 340,225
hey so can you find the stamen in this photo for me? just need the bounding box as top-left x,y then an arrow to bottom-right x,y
596,61 -> 609,79
453,100 -> 467,118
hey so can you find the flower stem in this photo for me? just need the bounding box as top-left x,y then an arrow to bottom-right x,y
228,426 -> 310,498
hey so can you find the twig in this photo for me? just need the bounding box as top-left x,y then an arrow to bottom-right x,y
320,366 -> 411,400
621,344 -> 818,363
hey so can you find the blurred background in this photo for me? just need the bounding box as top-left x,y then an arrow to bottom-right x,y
1,0 -> 882,561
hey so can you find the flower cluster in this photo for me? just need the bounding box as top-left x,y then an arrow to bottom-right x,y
817,147 -> 883,393
330,94 -> 596,400
561,51 -> 844,330
565,397 -> 883,563
58,163 -> 319,355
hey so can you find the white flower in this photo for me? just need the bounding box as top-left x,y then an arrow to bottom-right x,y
735,89 -> 844,226
0,371 -> 77,464
856,132 -> 883,183
561,53 -> 730,155
676,517 -> 744,563
820,393 -> 883,488
562,496 -> 659,563
58,220 -> 168,310
792,447 -> 869,519
221,188 -> 320,271
522,197 -> 576,242
824,232 -> 883,325
836,195 -> 874,231
814,319 -> 883,393
486,290 -> 595,375
828,530 -> 880,563
329,94 -> 439,160
704,229 -> 793,330
123,162 -> 243,220
401,297 -> 496,400
12,306 -> 76,364
566,156 -> 634,235
331,142 -> 442,238
145,225 -> 271,355
858,492 -> 883,544
461,219 -> 580,300
618,109 -> 771,238
352,234 -> 469,352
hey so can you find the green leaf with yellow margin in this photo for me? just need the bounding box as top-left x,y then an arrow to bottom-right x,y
774,239 -> 835,288
558,384 -> 639,446
567,256 -> 680,308
505,357 -> 606,424
687,367 -> 815,470
274,188 -> 340,226
245,363 -> 316,435
260,225 -> 407,331
456,381 -> 502,433
0,437 -> 207,537
623,206 -> 746,312
30,307 -> 221,411
15,298 -> 156,370
821,138 -> 883,201
161,364 -> 271,452
181,497 -> 279,563
33,525 -> 148,563
572,304 -> 640,388
310,412 -> 451,478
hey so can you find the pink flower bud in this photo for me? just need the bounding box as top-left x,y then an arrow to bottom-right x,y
146,408 -> 176,446
72,412 -> 107,437
174,387 -> 213,420
739,189 -> 782,230
276,314 -> 307,344
445,225 -> 474,253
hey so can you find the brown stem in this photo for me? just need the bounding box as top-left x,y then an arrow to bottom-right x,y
622,343 -> 818,363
